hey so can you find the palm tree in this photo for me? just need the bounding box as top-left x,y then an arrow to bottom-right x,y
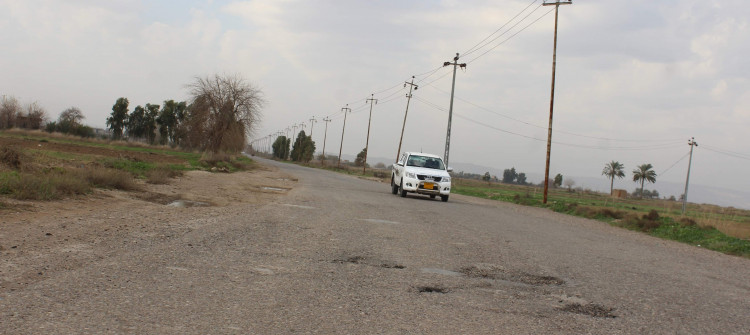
633,163 -> 657,198
602,161 -> 626,195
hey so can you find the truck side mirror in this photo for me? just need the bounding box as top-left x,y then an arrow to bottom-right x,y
447,167 -> 453,173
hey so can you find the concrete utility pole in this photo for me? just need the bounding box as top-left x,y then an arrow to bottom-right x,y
443,53 -> 466,168
682,137 -> 698,214
321,117 -> 331,165
542,0 -> 572,205
291,124 -> 299,148
396,76 -> 418,163
363,94 -> 378,174
309,116 -> 317,137
337,105 -> 351,169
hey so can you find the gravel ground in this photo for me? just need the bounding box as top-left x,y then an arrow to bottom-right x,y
1,157 -> 748,334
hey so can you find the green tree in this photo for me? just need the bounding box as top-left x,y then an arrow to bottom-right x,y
354,148 -> 367,167
157,100 -> 187,145
290,130 -> 316,162
632,163 -> 657,198
127,105 -> 146,140
106,97 -> 129,140
144,103 -> 160,144
502,167 -> 517,184
482,171 -> 491,185
554,173 -> 563,188
272,136 -> 291,160
602,161 -> 626,195
517,172 -> 527,185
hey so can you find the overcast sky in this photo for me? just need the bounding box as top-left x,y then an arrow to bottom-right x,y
1,0 -> 748,205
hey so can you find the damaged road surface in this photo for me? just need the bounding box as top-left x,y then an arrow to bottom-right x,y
2,157 -> 749,334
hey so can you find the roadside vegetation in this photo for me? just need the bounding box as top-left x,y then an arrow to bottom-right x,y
0,130 -> 253,202
451,177 -> 750,258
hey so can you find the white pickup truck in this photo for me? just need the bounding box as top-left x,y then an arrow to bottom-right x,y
391,152 -> 452,202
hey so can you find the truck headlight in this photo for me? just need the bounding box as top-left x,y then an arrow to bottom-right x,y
405,172 -> 416,179
443,176 -> 451,182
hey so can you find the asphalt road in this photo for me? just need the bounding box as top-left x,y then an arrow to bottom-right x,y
2,157 -> 749,334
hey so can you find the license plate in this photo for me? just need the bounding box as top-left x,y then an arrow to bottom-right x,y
423,182 -> 434,189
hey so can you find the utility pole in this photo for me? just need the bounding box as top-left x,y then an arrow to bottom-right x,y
443,53 -> 466,168
363,94 -> 378,174
397,76 -> 418,162
309,116 -> 317,137
291,124 -> 299,148
337,105 -> 351,169
682,137 -> 698,214
321,117 -> 331,165
542,0 -> 572,205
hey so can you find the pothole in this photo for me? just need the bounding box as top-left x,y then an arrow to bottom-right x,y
417,286 -> 449,294
261,186 -> 287,192
332,256 -> 405,269
421,268 -> 462,276
167,200 -> 211,208
560,303 -> 617,318
459,265 -> 565,286
332,256 -> 365,264
380,262 -> 406,269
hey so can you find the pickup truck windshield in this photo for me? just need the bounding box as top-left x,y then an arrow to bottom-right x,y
406,155 -> 445,170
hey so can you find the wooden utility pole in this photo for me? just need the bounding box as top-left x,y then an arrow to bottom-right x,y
682,137 -> 698,214
337,105 -> 351,169
321,117 -> 331,165
363,94 -> 377,174
542,0 -> 572,204
396,76 -> 418,162
443,53 -> 466,168
309,116 -> 317,137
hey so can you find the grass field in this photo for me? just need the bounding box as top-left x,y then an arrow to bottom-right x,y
0,129 -> 253,202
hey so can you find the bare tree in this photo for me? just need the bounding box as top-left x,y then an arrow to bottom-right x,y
0,96 -> 21,129
21,102 -> 48,129
59,107 -> 85,126
563,178 -> 575,192
185,74 -> 265,153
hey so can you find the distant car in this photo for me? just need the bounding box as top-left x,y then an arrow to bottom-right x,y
391,152 -> 452,202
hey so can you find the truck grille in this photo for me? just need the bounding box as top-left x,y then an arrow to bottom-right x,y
417,175 -> 442,182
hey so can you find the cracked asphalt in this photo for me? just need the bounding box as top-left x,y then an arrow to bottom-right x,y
1,157 -> 749,334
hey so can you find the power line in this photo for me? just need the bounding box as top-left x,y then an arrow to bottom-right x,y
659,151 -> 690,176
422,82 -> 683,143
467,6 -> 555,65
412,95 -> 685,151
462,0 -> 541,57
702,145 -> 750,161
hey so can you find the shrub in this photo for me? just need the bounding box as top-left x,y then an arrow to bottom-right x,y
679,217 -> 697,227
145,166 -> 182,184
83,167 -> 140,191
0,147 -> 22,169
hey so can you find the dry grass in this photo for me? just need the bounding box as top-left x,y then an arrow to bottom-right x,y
146,166 -> 183,184
82,166 -> 141,191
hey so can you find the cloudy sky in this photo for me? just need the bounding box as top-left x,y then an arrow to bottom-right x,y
1,0 -> 748,206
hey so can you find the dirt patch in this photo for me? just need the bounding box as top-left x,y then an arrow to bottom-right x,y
0,162 -> 296,294
560,303 -> 617,318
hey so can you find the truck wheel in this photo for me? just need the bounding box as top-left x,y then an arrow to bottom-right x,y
441,195 -> 449,202
391,176 -> 398,194
400,180 -> 407,198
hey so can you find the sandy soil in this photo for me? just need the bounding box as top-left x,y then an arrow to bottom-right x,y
0,164 -> 297,294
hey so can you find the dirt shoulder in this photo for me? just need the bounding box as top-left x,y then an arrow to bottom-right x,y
0,162 -> 296,293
